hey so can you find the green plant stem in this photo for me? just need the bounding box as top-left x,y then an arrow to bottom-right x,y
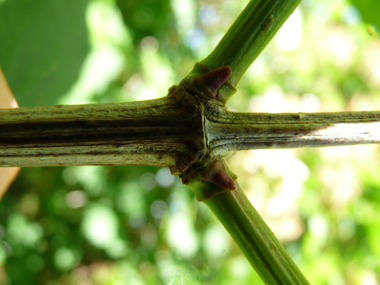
189,180 -> 309,284
190,0 -> 302,102
2,99 -> 380,169
0,91 -> 206,174
204,103 -> 380,159
188,1 -> 308,283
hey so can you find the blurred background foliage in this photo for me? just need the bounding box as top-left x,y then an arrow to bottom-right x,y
0,0 -> 380,284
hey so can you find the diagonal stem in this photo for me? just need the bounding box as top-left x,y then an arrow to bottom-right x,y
189,179 -> 310,284
189,0 -> 302,103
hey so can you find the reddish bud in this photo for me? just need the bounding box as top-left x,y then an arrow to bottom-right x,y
201,160 -> 236,190
191,66 -> 232,99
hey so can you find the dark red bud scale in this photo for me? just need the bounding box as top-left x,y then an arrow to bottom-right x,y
190,66 -> 232,100
201,160 -> 236,190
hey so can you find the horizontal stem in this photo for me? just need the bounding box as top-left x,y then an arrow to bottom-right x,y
2,97 -> 380,170
0,90 -> 206,174
204,102 -> 380,158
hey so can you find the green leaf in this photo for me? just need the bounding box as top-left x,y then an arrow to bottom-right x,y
0,0 -> 90,107
116,0 -> 173,42
350,0 -> 380,31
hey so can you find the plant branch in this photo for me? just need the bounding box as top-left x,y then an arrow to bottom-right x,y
0,89 -> 207,175
2,97 -> 380,169
204,102 -> 380,160
187,0 -> 302,103
188,179 -> 310,284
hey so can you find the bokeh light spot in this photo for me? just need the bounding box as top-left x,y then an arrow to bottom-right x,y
150,200 -> 168,219
128,212 -> 147,229
65,191 -> 88,209
141,36 -> 159,54
140,172 -> 157,191
54,247 -> 80,272
156,168 -> 175,188
81,204 -> 118,248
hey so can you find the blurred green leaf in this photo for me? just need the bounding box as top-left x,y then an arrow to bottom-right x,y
116,0 -> 173,42
0,0 -> 89,107
350,0 -> 380,31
